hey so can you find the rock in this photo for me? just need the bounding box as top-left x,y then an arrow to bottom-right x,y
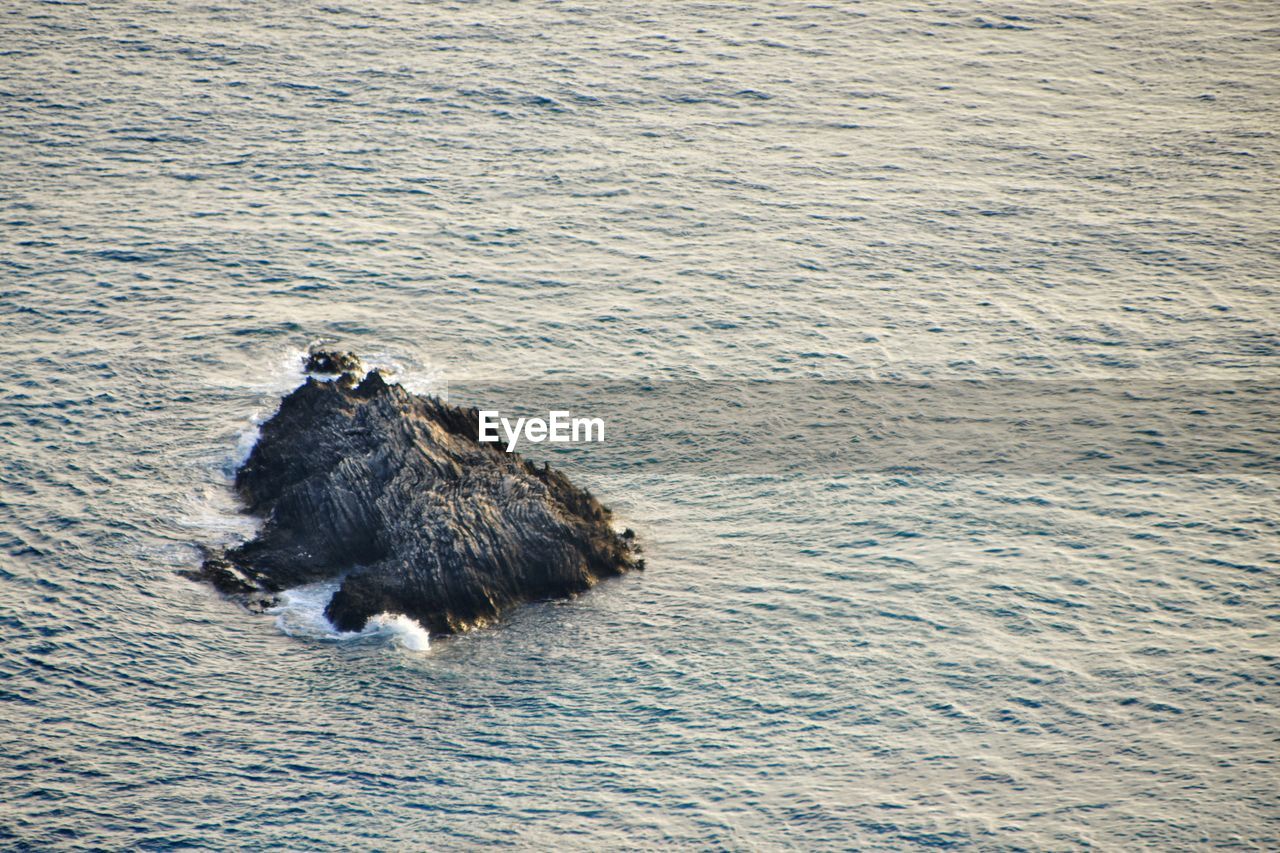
178,552 -> 279,612
304,348 -> 362,375
197,364 -> 641,636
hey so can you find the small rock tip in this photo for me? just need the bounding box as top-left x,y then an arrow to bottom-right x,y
304,347 -> 362,375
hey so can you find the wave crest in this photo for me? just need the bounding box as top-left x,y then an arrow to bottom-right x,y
270,581 -> 431,651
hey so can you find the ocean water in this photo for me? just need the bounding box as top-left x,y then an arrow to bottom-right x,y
2,0 -> 1278,848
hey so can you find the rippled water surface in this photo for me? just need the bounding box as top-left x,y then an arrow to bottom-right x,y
2,1 -> 1278,848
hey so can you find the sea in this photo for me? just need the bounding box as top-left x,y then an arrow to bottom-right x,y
1,0 -> 1277,848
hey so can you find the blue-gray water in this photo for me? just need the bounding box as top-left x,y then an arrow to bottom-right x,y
2,1 -> 1278,848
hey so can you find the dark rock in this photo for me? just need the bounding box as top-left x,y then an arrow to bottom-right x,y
304,348 -> 362,375
182,553 -> 256,595
197,364 -> 641,636
178,553 -> 279,612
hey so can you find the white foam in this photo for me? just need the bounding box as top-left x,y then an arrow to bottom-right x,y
269,581 -> 431,651
363,612 -> 432,651
223,346 -> 308,472
270,581 -> 344,639
238,346 -> 309,395
176,483 -> 261,544
359,350 -> 449,400
232,421 -> 262,468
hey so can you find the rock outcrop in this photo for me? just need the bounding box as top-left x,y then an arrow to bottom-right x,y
192,352 -> 641,635
303,348 -> 362,375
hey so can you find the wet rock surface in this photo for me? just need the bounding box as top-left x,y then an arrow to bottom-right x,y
303,347 -> 362,375
193,352 -> 641,635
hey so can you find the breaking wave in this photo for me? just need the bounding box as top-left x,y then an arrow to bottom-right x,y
269,580 -> 431,651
